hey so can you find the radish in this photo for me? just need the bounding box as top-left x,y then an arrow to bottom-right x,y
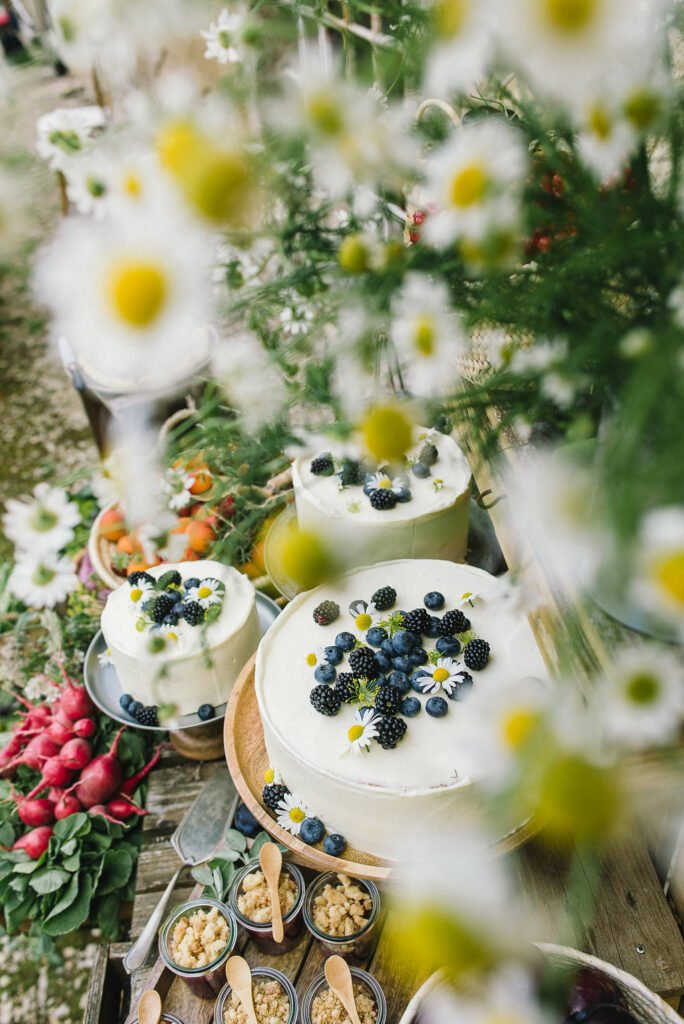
55,665 -> 95,720
26,755 -> 73,797
10,788 -> 55,827
12,826 -> 53,859
88,804 -> 128,825
59,737 -> 92,771
107,795 -> 148,820
121,743 -> 163,795
75,726 -> 125,809
47,720 -> 75,746
6,734 -> 59,772
73,718 -> 96,738
54,793 -> 81,820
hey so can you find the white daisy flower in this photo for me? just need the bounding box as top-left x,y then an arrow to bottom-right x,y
187,578 -> 225,609
422,120 -> 527,249
97,648 -> 114,668
201,7 -> 251,65
599,648 -> 684,750
157,622 -> 184,646
9,553 -> 78,609
366,471 -> 408,496
424,0 -> 493,97
390,274 -> 465,398
632,506 -> 684,631
346,707 -> 380,756
263,766 -> 283,785
212,331 -> 288,433
35,105 -> 105,172
127,580 -> 155,608
305,647 -> 327,669
24,676 -> 56,702
276,792 -> 311,836
421,965 -> 553,1024
3,483 -> 80,556
418,657 -> 466,696
163,467 -> 195,512
574,100 -> 637,184
456,590 -> 483,608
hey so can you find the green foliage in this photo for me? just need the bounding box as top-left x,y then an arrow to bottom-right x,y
190,826 -> 285,903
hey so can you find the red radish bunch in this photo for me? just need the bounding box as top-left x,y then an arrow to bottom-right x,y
13,826 -> 53,859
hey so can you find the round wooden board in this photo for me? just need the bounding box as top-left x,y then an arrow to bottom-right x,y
224,656 -> 539,880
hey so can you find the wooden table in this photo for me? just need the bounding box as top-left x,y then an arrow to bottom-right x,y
84,747 -> 684,1024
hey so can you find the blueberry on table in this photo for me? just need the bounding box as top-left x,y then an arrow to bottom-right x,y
323,833 -> 347,857
424,591 -> 445,610
235,802 -> 261,838
426,696 -> 449,717
197,703 -> 215,721
300,817 -> 325,844
401,696 -> 421,717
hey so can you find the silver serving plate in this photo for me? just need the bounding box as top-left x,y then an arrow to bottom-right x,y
83,591 -> 280,731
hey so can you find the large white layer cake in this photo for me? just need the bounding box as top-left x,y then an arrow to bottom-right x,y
292,430 -> 471,569
101,560 -> 260,716
255,559 -> 546,858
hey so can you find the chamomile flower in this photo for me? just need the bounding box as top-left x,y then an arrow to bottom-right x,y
127,579 -> 155,608
3,483 -> 80,556
9,553 -> 78,609
346,708 -> 380,756
366,471 -> 407,496
157,622 -> 184,646
599,648 -> 684,750
201,7 -> 252,65
187,578 -> 224,608
456,590 -> 483,608
305,648 -> 327,669
36,105 -> 105,172
575,99 -> 636,183
212,331 -> 288,432
633,506 -> 684,631
263,766 -> 283,785
423,120 -> 527,249
97,648 -> 114,668
424,0 -> 493,96
390,274 -> 464,397
163,467 -> 195,512
276,792 -> 311,836
419,657 -> 465,696
421,965 -> 553,1024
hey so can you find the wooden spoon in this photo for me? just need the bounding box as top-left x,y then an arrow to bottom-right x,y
137,990 -> 163,1024
259,841 -> 284,943
325,955 -> 362,1024
226,955 -> 258,1024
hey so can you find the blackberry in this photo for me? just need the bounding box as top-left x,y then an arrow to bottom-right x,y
157,569 -> 182,589
135,705 -> 160,727
349,646 -> 380,680
369,488 -> 397,511
311,453 -> 334,476
310,684 -> 342,716
150,592 -> 178,624
182,601 -> 205,626
375,715 -> 407,749
419,442 -> 439,466
463,638 -> 490,670
335,674 -> 359,704
371,586 -> 397,612
338,459 -> 362,486
374,685 -> 401,715
402,608 -> 431,635
441,609 -> 471,635
129,571 -> 155,587
263,783 -> 288,810
313,600 -> 340,626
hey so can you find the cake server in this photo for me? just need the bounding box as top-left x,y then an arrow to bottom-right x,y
123,763 -> 238,974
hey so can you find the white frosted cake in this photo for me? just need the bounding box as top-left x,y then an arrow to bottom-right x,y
292,430 -> 471,569
101,560 -> 260,716
255,559 -> 546,858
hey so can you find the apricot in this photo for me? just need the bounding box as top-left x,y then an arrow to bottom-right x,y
189,467 -> 212,495
171,517 -> 192,535
126,554 -> 161,576
186,519 -> 215,554
117,533 -> 138,555
99,506 -> 127,542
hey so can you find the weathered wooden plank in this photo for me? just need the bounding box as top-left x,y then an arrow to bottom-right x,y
84,944 -> 123,1024
242,925 -> 314,979
131,886 -> 196,940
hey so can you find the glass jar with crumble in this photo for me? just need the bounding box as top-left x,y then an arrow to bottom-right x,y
159,898 -> 237,999
214,966 -> 298,1024
131,1015 -> 187,1024
301,966 -> 387,1024
303,872 -> 381,961
229,858 -> 305,954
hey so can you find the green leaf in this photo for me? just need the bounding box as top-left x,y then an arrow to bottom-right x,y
8,874 -> 29,894
43,872 -> 79,922
30,867 -> 71,895
53,813 -> 90,843
43,874 -> 93,936
191,864 -> 214,887
61,838 -> 78,856
5,891 -> 37,933
0,821 -> 15,846
212,866 -> 224,897
97,849 -> 133,896
13,859 -> 39,874
96,892 -> 121,940
223,828 -> 248,853
209,849 -> 242,863
62,852 -> 81,873
248,832 -> 272,857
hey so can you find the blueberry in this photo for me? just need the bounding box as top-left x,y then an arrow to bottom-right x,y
436,637 -> 461,657
388,670 -> 410,693
424,591 -> 445,610
315,663 -> 337,684
128,700 -> 143,718
162,612 -> 180,626
392,656 -> 412,675
374,651 -> 391,673
401,696 -> 421,717
412,462 -> 431,479
300,817 -> 325,845
366,626 -> 388,648
448,674 -> 474,701
395,487 -> 412,502
380,638 -> 396,658
335,631 -> 356,652
119,693 -> 133,711
325,645 -> 344,665
426,696 -> 449,717
409,648 -> 428,667
393,630 -> 416,655
424,616 -> 442,638
410,671 -> 429,692
363,479 -> 375,496
324,833 -> 347,857
197,703 -> 215,721
234,802 -> 261,838
184,577 -> 201,590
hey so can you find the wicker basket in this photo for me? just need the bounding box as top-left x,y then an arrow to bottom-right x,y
88,504 -> 127,590
398,946 -> 682,1024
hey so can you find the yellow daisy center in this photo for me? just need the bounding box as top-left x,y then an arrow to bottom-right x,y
130,587 -> 143,602
450,164 -> 488,208
307,93 -> 344,136
30,507 -> 58,532
33,565 -> 56,585
361,404 -> 414,462
348,724 -> 364,742
624,90 -> 660,131
652,551 -> 684,606
198,585 -> 212,599
123,172 -> 142,198
461,591 -> 472,600
435,0 -> 469,38
306,653 -> 318,667
588,104 -> 612,140
413,316 -> 436,357
501,708 -> 539,749
540,0 -> 597,34
433,667 -> 450,683
378,478 -> 393,489
107,261 -> 167,329
264,768 -> 275,784
166,631 -> 179,643
625,672 -> 660,705
289,807 -> 306,824
355,612 -> 372,630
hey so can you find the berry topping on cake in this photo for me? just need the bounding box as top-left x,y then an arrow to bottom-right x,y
436,636 -> 462,657
119,693 -> 133,710
426,696 -> 449,717
324,645 -> 344,665
409,648 -> 429,666
263,783 -> 289,810
418,442 -> 439,466
128,700 -> 143,718
183,577 -> 201,589
314,663 -> 337,684
424,615 -> 442,638
150,592 -> 178,624
371,586 -> 397,611
394,487 -> 412,502
310,684 -> 342,716
374,684 -> 401,716
392,655 -> 412,675
387,670 -> 410,692
402,607 -> 431,634
311,453 -> 335,476
135,704 -> 160,727
424,591 -> 445,610
335,674 -> 359,704
300,817 -> 325,844
369,488 -> 397,510
129,571 -> 155,587
392,630 -> 418,655
157,569 -> 182,589
313,600 -> 340,626
337,459 -> 362,486
335,631 -> 356,651
441,609 -> 471,635
463,638 -> 490,670
401,696 -> 422,717
348,646 -> 380,680
411,461 -> 431,479
324,833 -> 347,856
182,600 -> 205,626
448,672 -> 474,700
375,715 -> 407,749
366,626 -> 388,647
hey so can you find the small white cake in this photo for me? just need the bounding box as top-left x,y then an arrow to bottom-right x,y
101,560 -> 260,716
255,559 -> 546,858
292,430 -> 471,569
